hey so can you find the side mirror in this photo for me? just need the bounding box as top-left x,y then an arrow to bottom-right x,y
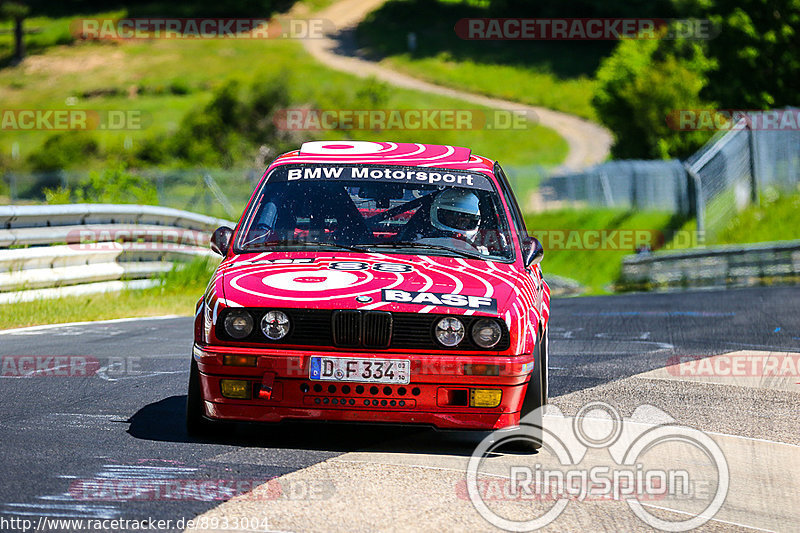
210,226 -> 233,256
524,237 -> 544,267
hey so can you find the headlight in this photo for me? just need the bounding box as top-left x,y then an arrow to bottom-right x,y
434,317 -> 465,347
261,310 -> 290,340
223,310 -> 254,339
471,319 -> 502,348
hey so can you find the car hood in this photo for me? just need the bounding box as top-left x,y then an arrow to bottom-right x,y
217,252 -> 520,316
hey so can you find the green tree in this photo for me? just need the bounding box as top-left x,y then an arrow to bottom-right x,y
593,35 -> 716,159
702,0 -> 799,108
1,1 -> 29,63
488,0 -> 676,17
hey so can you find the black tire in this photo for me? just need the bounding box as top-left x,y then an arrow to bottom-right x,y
540,324 -> 549,405
502,325 -> 549,452
186,358 -> 216,438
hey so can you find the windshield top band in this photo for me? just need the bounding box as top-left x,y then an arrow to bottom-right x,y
267,164 -> 493,191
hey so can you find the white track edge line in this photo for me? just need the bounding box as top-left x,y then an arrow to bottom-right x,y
0,315 -> 186,335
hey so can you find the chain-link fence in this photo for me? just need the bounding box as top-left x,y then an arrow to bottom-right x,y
686,113 -> 800,239
536,109 -> 800,240
684,120 -> 754,238
0,168 -> 263,220
536,159 -> 689,213
753,128 -> 800,192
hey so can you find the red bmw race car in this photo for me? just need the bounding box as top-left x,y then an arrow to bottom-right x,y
187,141 -> 550,442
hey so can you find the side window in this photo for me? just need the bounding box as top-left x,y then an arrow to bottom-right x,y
494,163 -> 529,246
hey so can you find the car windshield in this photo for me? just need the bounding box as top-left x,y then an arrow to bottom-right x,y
236,164 -> 514,261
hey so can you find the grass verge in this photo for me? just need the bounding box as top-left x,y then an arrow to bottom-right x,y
356,0 -> 604,121
526,208 -> 685,294
663,190 -> 800,249
373,54 -> 598,121
0,287 -> 198,330
0,258 -> 216,330
711,191 -> 800,245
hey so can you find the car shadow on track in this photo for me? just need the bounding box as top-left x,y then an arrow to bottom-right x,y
127,395 -> 504,457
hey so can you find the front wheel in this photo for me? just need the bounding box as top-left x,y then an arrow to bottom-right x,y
186,358 -> 217,438
504,325 -> 549,452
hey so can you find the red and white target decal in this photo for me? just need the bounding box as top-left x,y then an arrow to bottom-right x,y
226,259 -> 410,303
269,141 -> 496,176
297,141 -> 467,162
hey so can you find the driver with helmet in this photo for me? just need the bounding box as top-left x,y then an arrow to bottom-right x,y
415,188 -> 488,253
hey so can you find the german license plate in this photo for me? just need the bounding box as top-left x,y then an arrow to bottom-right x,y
309,357 -> 411,384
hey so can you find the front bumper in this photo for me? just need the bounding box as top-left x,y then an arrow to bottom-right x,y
193,343 -> 536,430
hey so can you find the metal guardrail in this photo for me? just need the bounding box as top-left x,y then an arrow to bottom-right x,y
0,204 -> 235,302
0,204 -> 234,230
619,240 -> 800,291
538,109 -> 800,241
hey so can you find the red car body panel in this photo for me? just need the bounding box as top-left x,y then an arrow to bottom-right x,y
193,141 -> 551,431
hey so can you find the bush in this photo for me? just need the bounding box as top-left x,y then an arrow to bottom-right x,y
593,35 -> 716,159
133,134 -> 170,165
169,80 -> 248,168
27,131 -> 99,171
246,73 -> 292,146
353,76 -> 389,108
170,75 -> 294,167
44,164 -> 158,204
169,79 -> 191,95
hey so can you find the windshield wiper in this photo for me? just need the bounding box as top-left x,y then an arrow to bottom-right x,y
244,239 -> 370,254
369,241 -> 484,260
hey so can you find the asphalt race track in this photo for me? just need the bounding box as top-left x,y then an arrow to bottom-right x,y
1,286 -> 798,532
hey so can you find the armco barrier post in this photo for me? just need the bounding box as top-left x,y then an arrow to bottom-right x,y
684,162 -> 705,242
746,121 -> 759,205
9,173 -> 17,204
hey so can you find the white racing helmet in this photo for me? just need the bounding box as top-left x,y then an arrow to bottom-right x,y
431,189 -> 481,238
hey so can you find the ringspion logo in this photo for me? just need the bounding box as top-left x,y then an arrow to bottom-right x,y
466,402 -> 729,531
